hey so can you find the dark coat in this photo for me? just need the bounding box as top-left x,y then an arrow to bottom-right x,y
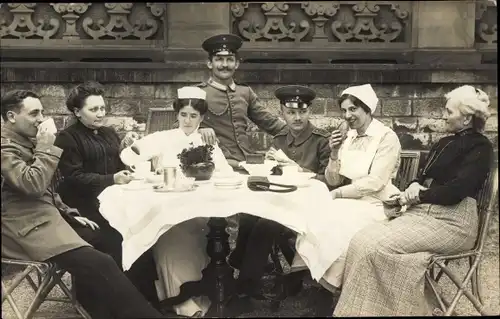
1,126 -> 90,261
54,121 -> 125,226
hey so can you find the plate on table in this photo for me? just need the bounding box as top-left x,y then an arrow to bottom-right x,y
153,184 -> 198,193
214,183 -> 244,190
122,181 -> 153,191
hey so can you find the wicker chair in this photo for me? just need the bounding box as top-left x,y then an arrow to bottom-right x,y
393,150 -> 421,191
425,165 -> 498,316
145,107 -> 177,135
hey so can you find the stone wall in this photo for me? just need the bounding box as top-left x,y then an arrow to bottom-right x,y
0,62 -> 498,248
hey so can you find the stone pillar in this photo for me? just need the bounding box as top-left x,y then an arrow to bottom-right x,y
165,3 -> 231,62
412,0 -> 481,64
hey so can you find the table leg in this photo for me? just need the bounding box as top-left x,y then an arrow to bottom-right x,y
159,217 -> 235,317
204,217 -> 236,316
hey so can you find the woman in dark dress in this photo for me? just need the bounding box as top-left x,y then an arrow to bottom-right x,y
333,85 -> 494,316
54,81 -> 159,314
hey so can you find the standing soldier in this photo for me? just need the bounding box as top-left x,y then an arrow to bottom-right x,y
196,33 -> 286,168
195,33 -> 287,273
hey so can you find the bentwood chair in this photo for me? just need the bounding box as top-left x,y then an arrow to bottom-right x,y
145,107 -> 177,135
425,165 -> 498,316
1,259 -> 91,319
1,176 -> 91,319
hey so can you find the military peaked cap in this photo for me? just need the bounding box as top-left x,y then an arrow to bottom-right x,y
275,85 -> 316,109
202,34 -> 243,56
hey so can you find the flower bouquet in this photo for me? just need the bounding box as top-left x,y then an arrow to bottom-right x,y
177,143 -> 215,181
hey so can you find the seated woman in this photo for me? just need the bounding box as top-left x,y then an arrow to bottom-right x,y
54,81 -> 159,314
297,84 -> 402,295
333,85 -> 493,316
120,86 -> 233,318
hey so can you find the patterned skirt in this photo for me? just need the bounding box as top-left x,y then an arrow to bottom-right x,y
333,197 -> 479,316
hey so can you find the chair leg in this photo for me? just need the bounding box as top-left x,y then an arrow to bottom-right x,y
24,267 -> 59,319
425,272 -> 448,313
435,261 -> 486,316
2,280 -> 24,319
469,256 -> 483,305
55,274 -> 91,319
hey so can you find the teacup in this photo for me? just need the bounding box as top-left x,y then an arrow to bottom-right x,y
130,161 -> 152,178
38,118 -> 58,135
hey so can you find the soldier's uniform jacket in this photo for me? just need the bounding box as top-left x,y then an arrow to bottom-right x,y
273,121 -> 331,183
197,79 -> 286,162
1,126 -> 90,261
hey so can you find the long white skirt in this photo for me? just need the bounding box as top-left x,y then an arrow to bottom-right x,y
296,198 -> 386,291
153,217 -> 211,317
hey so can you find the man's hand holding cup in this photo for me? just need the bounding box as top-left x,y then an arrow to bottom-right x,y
36,118 -> 57,147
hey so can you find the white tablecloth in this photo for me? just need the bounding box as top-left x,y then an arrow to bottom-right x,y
98,176 -> 334,272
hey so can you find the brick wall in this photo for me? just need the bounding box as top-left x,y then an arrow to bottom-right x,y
0,62 -> 498,249
1,82 -> 497,152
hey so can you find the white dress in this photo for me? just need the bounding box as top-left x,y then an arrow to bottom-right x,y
295,119 -> 401,290
121,128 -> 233,317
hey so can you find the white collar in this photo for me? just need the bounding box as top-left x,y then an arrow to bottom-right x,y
175,127 -> 200,138
349,119 -> 386,138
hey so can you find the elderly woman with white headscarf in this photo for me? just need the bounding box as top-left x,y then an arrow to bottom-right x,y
332,85 -> 493,316
294,84 -> 402,305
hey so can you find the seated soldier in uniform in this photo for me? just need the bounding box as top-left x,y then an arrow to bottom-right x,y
267,85 -> 331,183
234,86 -> 331,299
1,90 -> 165,319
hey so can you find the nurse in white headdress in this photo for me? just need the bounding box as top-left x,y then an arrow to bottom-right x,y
120,86 -> 232,317
120,86 -> 233,174
295,84 -> 402,291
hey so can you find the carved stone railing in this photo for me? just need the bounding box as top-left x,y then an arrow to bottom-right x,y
0,3 -> 167,61
475,0 -> 497,49
0,2 -> 496,64
230,1 -> 413,63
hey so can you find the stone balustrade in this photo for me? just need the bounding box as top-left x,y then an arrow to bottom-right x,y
0,1 -> 496,63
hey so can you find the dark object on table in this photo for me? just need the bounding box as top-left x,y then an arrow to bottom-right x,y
246,153 -> 265,164
178,143 -> 215,181
271,165 -> 283,176
247,176 -> 298,193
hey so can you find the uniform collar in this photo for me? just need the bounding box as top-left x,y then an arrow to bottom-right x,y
350,118 -> 385,138
1,125 -> 35,149
207,78 -> 236,92
286,121 -> 314,146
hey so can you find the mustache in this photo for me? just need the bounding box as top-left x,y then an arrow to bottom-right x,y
217,67 -> 232,71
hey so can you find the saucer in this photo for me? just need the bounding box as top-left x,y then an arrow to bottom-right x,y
122,181 -> 152,191
153,184 -> 198,193
214,183 -> 243,190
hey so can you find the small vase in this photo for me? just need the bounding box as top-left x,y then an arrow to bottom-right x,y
183,162 -> 215,181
